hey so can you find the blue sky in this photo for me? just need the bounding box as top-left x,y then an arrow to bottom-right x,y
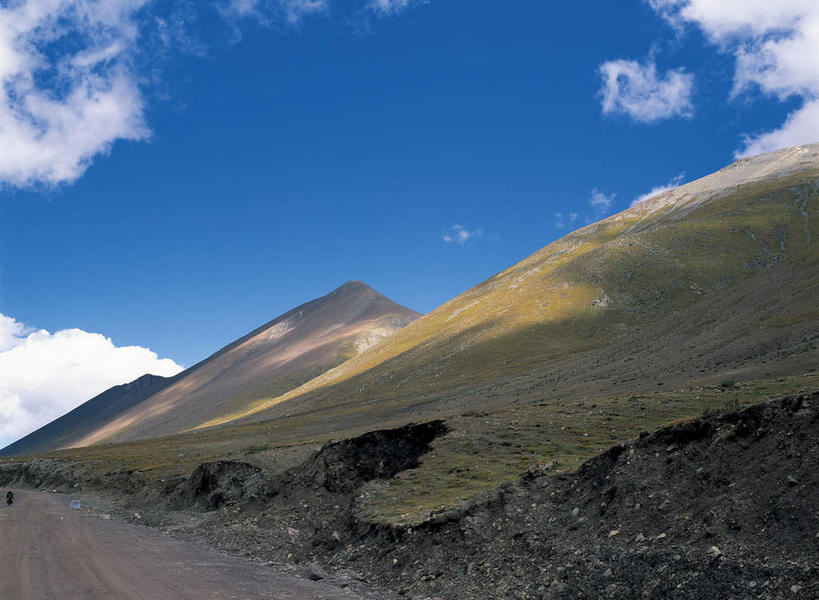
1,0 -> 818,445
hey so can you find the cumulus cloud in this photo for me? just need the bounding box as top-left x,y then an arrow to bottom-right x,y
646,0 -> 819,156
630,172 -> 686,206
0,314 -> 182,446
599,58 -> 694,123
443,224 -> 481,245
0,0 -> 152,187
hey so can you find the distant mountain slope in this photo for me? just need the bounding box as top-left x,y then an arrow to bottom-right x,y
212,144 -> 819,433
1,282 -> 420,454
0,374 -> 176,457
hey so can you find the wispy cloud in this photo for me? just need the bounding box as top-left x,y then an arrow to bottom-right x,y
590,188 -> 617,216
0,313 -> 183,447
631,173 -> 686,206
599,57 -> 694,123
218,0 -> 327,35
645,0 -> 819,156
553,211 -> 582,229
554,190 -> 617,229
443,224 -> 482,245
366,0 -> 427,17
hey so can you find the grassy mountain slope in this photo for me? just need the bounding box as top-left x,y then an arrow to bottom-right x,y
2,281 -> 420,454
3,144 -> 817,525
205,144 -> 819,434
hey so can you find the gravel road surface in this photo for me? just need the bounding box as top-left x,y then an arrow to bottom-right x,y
0,489 -> 393,600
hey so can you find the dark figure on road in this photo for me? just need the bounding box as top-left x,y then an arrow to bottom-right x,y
5,491 -> 12,506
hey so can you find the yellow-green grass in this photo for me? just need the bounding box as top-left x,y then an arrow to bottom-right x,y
359,373 -> 819,524
201,173 -> 819,432
4,373 -> 816,529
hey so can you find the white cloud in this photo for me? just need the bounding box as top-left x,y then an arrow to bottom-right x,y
0,314 -> 182,447
366,0 -> 426,16
599,58 -> 694,123
630,172 -> 686,206
590,188 -> 617,216
740,100 -> 819,158
555,192 -> 617,230
0,0 -> 428,187
0,0 -> 151,187
220,0 -> 327,30
646,0 -> 819,156
443,224 -> 481,245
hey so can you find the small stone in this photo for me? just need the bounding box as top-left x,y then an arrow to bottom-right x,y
300,563 -> 329,581
571,507 -> 580,517
787,475 -> 799,487
635,533 -> 646,542
286,527 -> 300,542
608,529 -> 620,538
791,585 -> 802,593
656,533 -> 666,540
707,546 -> 723,559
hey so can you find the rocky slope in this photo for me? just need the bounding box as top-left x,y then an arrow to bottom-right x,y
3,393 -> 814,599
1,281 -> 420,454
144,392 -> 819,599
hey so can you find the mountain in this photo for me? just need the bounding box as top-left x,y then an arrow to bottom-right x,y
204,144 -> 819,435
1,281 -> 420,454
0,374 -> 176,457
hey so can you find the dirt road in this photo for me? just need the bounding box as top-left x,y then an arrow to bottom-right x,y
0,489 -> 393,600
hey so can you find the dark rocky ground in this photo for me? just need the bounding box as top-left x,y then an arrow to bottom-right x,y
2,394 -> 817,599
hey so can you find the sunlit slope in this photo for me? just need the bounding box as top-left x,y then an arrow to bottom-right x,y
209,144 -> 819,431
4,282 -> 420,454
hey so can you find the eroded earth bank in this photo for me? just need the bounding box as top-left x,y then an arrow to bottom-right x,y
2,394 -> 817,599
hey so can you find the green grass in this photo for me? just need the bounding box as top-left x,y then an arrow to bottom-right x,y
2,374 -> 816,528
359,374 -> 819,524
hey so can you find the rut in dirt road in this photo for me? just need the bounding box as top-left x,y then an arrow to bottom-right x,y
0,489 -> 396,600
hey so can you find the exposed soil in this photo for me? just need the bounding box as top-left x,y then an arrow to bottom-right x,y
2,396 -> 816,599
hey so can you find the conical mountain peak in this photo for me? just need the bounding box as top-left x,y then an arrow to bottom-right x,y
3,282 -> 420,453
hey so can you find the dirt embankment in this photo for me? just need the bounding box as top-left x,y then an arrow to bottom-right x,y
3,397 -> 817,599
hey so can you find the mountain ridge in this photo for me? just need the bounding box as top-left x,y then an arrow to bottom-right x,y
1,281 -> 420,455
202,143 -> 819,433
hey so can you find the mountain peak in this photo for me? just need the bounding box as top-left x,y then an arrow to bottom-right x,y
335,280 -> 373,293
5,279 -> 421,453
